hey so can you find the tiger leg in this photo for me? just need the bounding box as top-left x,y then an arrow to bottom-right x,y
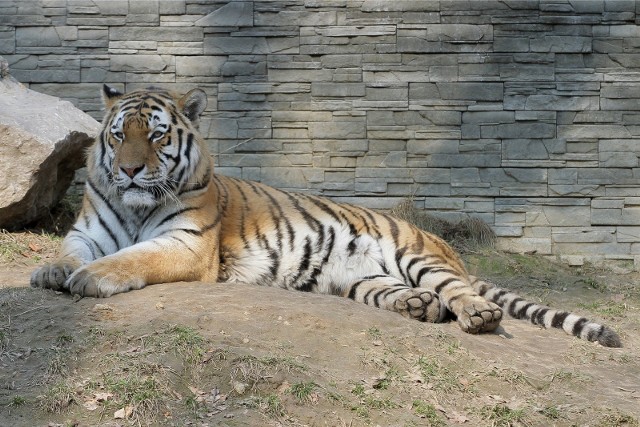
31,229 -> 97,291
64,234 -> 219,298
411,267 -> 502,333
345,275 -> 447,322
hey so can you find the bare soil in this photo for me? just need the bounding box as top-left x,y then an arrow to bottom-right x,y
1,234 -> 639,427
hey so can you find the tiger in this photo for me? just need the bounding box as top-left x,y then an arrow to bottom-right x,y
30,85 -> 622,348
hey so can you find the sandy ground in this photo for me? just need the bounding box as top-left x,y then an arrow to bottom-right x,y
0,251 -> 639,427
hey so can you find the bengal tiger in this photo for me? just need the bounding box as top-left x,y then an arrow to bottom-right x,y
30,86 -> 622,348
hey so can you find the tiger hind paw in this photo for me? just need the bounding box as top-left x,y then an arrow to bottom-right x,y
456,299 -> 503,334
394,289 -> 445,323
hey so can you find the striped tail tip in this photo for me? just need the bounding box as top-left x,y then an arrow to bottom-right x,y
594,326 -> 622,348
471,277 -> 623,348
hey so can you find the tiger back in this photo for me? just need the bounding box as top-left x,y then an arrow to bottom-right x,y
31,86 -> 622,348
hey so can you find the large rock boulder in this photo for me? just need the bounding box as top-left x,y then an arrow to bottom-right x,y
0,57 -> 99,230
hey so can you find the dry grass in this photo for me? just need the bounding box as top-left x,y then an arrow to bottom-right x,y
389,198 -> 496,251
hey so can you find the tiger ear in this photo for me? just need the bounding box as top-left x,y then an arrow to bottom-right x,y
179,88 -> 207,122
102,84 -> 123,109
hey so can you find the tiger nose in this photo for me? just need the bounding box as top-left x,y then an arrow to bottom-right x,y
121,165 -> 144,178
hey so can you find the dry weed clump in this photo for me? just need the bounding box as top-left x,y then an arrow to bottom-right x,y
389,199 -> 496,252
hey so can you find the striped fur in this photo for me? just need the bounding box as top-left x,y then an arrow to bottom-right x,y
31,86 -> 621,348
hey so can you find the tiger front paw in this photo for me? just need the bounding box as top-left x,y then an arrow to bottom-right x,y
394,289 -> 446,323
455,298 -> 502,334
31,260 -> 79,291
66,264 -> 145,298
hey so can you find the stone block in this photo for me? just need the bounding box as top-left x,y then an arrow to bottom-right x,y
309,119 -> 366,139
204,35 -> 300,55
482,123 -> 556,139
255,11 -> 337,27
552,227 -> 616,243
494,37 -> 530,52
355,180 -> 387,194
496,212 -> 526,225
530,36 -> 592,53
437,82 -> 503,101
524,94 -> 599,110
479,168 -> 547,184
260,167 -> 308,189
311,82 -> 365,97
16,26 -> 60,47
110,54 -> 168,72
493,226 -> 524,237
176,55 -> 225,77
600,152 -> 639,168
398,24 -> 493,51
558,125 -> 632,140
503,139 -> 565,160
195,2 -> 253,27
500,63 -> 555,81
269,68 -> 332,82
109,41 -> 157,51
549,185 -> 603,197
462,111 -> 514,124
617,226 -> 640,243
313,26 -> 396,37
403,183 -> 451,197
207,118 -> 239,139
361,0 -> 440,12
159,0 -> 186,14
158,42 -> 204,56
427,153 -> 501,168
110,26 -> 202,42
529,205 -> 591,227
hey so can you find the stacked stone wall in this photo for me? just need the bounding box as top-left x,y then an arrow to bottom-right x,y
2,0 -> 640,267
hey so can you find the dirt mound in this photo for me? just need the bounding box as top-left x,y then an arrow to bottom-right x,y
1,255 -> 639,427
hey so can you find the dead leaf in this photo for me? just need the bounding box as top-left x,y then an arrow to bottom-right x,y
114,407 -> 126,419
83,399 -> 99,411
94,392 -> 112,402
276,381 -> 291,395
28,242 -> 42,252
201,349 -> 217,364
114,405 -> 134,419
93,303 -> 113,312
189,386 -> 205,396
308,392 -> 320,404
120,346 -> 142,356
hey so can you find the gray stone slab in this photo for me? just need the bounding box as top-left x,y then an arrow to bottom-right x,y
196,2 -> 253,27
482,123 -> 556,139
311,82 -> 365,97
110,26 -> 202,41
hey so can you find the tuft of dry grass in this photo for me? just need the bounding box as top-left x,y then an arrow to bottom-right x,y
389,199 -> 495,251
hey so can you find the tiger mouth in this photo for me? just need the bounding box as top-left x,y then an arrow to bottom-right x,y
121,183 -> 166,199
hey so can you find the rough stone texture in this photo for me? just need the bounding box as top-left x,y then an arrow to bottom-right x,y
2,1 -> 640,267
0,57 -> 99,229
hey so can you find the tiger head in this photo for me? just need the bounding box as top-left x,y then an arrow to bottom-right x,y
95,85 -> 209,208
